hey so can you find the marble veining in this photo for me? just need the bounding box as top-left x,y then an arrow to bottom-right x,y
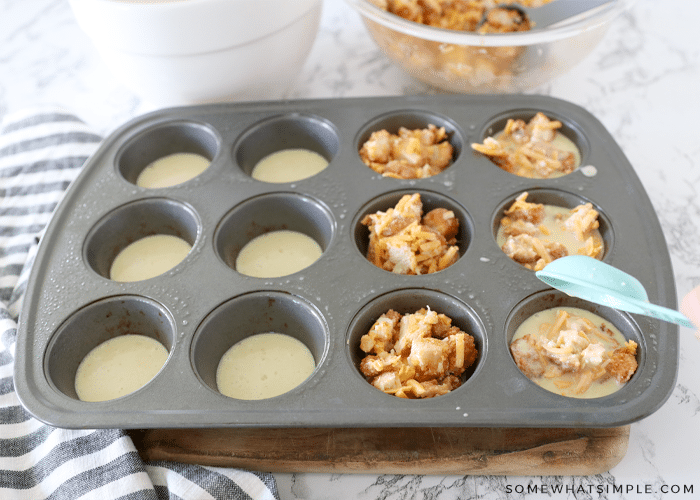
1,0 -> 699,498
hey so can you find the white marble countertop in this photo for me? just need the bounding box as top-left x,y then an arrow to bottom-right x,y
2,0 -> 699,498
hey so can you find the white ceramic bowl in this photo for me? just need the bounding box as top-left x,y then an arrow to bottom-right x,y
345,0 -> 633,93
69,0 -> 323,106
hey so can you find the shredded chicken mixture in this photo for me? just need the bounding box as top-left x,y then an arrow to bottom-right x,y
510,309 -> 638,398
499,192 -> 603,271
472,112 -> 578,178
359,124 -> 454,179
362,193 -> 460,274
360,307 -> 479,398
369,0 -> 554,33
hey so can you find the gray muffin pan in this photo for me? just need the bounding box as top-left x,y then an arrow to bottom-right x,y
15,95 -> 679,429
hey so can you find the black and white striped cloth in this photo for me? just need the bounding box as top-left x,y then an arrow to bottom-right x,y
0,108 -> 280,500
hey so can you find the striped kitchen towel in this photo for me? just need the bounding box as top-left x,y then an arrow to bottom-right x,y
0,107 -> 280,500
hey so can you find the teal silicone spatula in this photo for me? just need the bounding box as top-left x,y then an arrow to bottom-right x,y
535,255 -> 694,328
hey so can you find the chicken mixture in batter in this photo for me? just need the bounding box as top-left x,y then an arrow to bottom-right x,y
472,112 -> 580,178
498,192 -> 603,271
361,193 -> 460,274
360,307 -> 479,398
359,124 -> 454,179
510,307 -> 638,398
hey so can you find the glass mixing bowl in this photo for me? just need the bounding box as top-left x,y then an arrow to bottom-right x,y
345,0 -> 633,93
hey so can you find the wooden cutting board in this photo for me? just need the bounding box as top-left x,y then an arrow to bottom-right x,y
129,425 -> 630,475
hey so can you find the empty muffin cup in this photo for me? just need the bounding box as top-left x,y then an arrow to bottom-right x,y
191,291 -> 328,400
84,198 -> 200,281
45,295 -> 175,401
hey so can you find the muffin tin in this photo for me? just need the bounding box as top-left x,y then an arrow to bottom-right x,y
15,95 -> 679,429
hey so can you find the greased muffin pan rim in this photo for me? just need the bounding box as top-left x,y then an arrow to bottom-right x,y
14,94 -> 678,428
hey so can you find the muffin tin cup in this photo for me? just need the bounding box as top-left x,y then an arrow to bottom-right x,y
346,288 -> 487,398
214,191 -> 335,273
233,112 -> 340,178
15,95 -> 679,429
191,291 -> 329,398
491,187 -> 615,262
504,290 -> 646,402
45,295 -> 176,401
117,120 -> 220,186
84,197 -> 201,280
352,188 -> 473,268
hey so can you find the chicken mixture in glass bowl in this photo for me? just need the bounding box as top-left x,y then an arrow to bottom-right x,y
346,0 -> 632,93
